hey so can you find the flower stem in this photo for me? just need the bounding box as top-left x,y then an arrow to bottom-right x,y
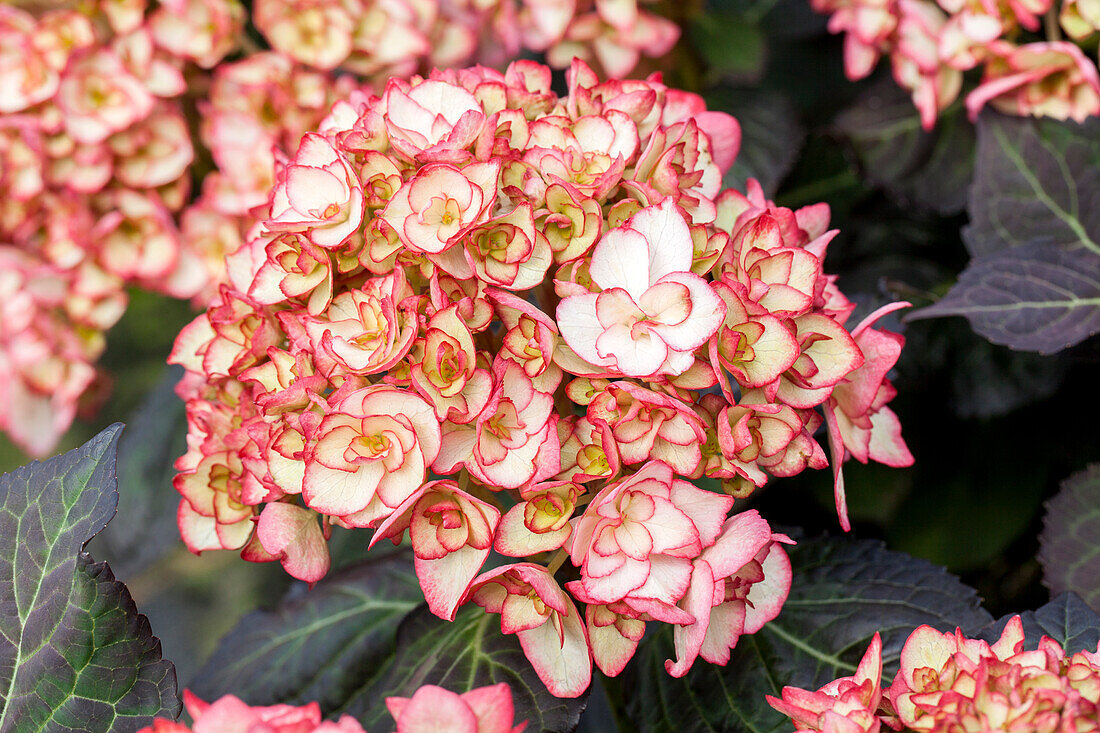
1045,8 -> 1062,42
546,547 -> 570,575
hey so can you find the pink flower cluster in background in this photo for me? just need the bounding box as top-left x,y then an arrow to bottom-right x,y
810,0 -> 1100,127
0,2 -> 206,455
768,618 -> 1100,732
140,683 -> 526,732
0,0 -> 678,458
169,58 -> 913,696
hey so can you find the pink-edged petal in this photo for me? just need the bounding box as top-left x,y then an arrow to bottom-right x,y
867,406 -> 914,467
388,685 -> 478,733
473,421 -> 559,490
216,514 -> 256,550
303,461 -> 384,516
701,511 -> 773,579
582,542 -> 629,579
851,301 -> 912,339
637,281 -> 690,326
358,388 -> 442,464
855,632 -> 884,692
648,273 -> 726,351
742,542 -> 792,633
178,500 -> 226,553
665,560 -> 714,677
580,555 -> 651,603
460,683 -> 517,732
283,166 -> 348,215
169,314 -> 214,372
501,594 -> 551,634
588,228 -> 652,298
495,505 -> 572,557
626,198 -> 693,282
823,401 -> 851,532
472,562 -> 572,616
434,422 -> 477,475
190,694 -> 267,730
338,494 -> 392,529
256,502 -> 331,583
630,554 -> 693,603
594,323 -> 668,377
516,604 -> 592,697
991,616 -> 1025,659
587,611 -> 642,677
556,293 -> 610,368
375,443 -> 428,508
699,600 -> 748,665
695,111 -> 741,174
965,70 -> 1041,120
836,328 -> 904,418
416,545 -> 492,621
370,485 -> 430,548
643,498 -> 702,557
669,480 -> 735,549
898,625 -> 954,690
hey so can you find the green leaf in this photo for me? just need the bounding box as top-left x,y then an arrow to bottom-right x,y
833,79 -> 974,215
89,367 -> 188,579
690,13 -> 766,84
715,88 -> 804,197
190,549 -> 423,710
886,444 -> 1046,573
980,593 -> 1100,655
964,112 -> 1100,259
1039,465 -> 1100,612
623,535 -> 991,733
906,243 -> 1100,353
0,425 -> 179,732
345,604 -> 589,733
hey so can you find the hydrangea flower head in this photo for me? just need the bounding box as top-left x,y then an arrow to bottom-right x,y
169,58 -> 911,697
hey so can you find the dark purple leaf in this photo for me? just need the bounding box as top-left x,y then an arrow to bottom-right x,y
192,549 -> 588,733
190,550 -> 422,713
718,88 -> 804,197
834,80 -> 973,214
0,425 -> 179,732
1039,465 -> 1100,613
979,593 -> 1100,656
965,112 -> 1100,258
906,244 -> 1100,353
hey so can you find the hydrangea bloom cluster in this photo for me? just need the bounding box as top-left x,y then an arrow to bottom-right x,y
182,0 -> 680,290
179,0 -> 680,301
169,58 -> 913,696
810,0 -> 1100,127
768,617 -> 1100,732
0,1 -> 217,455
139,683 -> 525,732
180,53 -> 356,306
0,0 -> 677,458
244,0 -> 678,78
